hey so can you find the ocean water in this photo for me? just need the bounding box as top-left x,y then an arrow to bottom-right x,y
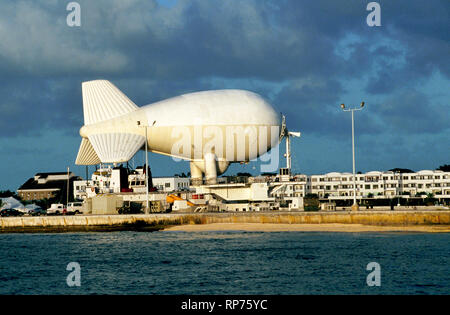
0,231 -> 448,295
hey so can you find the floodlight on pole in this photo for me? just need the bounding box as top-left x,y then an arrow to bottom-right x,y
340,102 -> 365,211
137,120 -> 149,215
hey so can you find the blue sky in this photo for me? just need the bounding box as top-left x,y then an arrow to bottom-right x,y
0,0 -> 448,190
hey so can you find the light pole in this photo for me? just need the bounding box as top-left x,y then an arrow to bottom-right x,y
397,171 -> 401,207
67,166 -> 70,211
341,102 -> 365,211
137,121 -> 149,214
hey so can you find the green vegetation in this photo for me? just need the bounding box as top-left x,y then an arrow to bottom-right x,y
437,164 -> 450,172
424,193 -> 435,206
0,190 -> 19,199
304,194 -> 319,211
389,168 -> 414,173
304,205 -> 319,212
174,172 -> 190,178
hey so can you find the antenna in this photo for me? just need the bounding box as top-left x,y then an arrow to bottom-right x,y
67,166 -> 70,209
280,115 -> 301,173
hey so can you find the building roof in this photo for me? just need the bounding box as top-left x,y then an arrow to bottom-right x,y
18,176 -> 82,191
417,170 -> 434,175
325,172 -> 342,177
366,171 -> 383,175
35,172 -> 74,177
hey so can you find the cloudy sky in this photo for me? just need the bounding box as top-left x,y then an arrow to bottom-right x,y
0,0 -> 448,190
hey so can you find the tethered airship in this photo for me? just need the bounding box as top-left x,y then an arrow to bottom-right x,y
75,80 -> 282,185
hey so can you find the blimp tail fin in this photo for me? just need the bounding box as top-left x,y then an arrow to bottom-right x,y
75,138 -> 101,165
82,80 -> 138,125
87,133 -> 145,164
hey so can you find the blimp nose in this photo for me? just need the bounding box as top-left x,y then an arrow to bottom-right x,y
79,125 -> 88,138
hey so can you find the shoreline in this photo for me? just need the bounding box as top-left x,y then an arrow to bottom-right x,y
1,211 -> 449,233
163,222 -> 450,233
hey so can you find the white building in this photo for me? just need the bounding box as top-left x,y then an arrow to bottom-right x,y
73,166 -> 450,208
267,169 -> 450,200
74,166 -> 191,200
151,177 -> 190,192
128,167 -> 190,192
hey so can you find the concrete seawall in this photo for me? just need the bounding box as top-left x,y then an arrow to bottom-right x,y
1,211 -> 450,233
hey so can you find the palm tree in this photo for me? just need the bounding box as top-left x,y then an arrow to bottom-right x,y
425,192 -> 435,206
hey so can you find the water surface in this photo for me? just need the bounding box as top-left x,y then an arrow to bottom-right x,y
0,231 -> 448,294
